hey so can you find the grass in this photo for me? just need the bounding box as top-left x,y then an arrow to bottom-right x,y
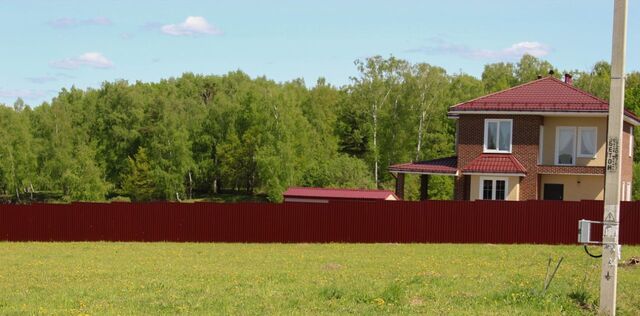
0,243 -> 639,315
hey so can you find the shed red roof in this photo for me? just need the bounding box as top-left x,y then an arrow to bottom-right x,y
283,187 -> 398,200
388,156 -> 458,174
449,76 -> 640,124
461,154 -> 527,175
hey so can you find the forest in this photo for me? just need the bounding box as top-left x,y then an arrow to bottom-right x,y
2,54 -> 640,203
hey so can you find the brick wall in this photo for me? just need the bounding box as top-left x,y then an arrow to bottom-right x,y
456,115 -> 542,200
453,114 -> 635,201
537,165 -> 605,175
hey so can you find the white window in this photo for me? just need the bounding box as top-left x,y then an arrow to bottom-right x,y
479,177 -> 508,200
484,119 -> 512,153
630,126 -> 634,158
555,127 -> 576,165
538,126 -> 544,164
577,127 -> 597,158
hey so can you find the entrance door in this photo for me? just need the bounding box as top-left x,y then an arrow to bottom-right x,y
543,184 -> 564,200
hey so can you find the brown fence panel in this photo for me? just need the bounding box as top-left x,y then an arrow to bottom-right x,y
0,200 -> 639,244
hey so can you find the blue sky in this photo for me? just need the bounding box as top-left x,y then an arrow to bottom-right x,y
1,0 -> 639,105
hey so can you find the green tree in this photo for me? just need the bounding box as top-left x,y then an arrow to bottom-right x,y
0,105 -> 37,202
123,148 -> 155,201
515,54 -> 557,83
481,62 -> 516,93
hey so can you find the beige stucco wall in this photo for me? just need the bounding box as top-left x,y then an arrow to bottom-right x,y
541,117 -> 607,166
469,175 -> 520,201
540,174 -> 604,201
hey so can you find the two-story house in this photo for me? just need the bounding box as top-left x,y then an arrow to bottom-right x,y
389,75 -> 639,201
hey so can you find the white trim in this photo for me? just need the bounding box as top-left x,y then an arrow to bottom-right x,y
463,172 -> 525,177
455,120 -> 459,155
627,181 -> 632,201
555,126 -> 576,166
577,127 -> 597,158
538,126 -> 544,165
284,198 -> 329,203
538,172 -> 604,176
483,119 -> 512,153
390,170 -> 459,176
626,116 -> 640,126
446,110 -> 640,126
630,126 -> 634,158
450,110 -> 608,117
479,176 -> 509,200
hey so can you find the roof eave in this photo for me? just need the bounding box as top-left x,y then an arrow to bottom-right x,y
461,172 -> 526,177
389,169 -> 459,176
447,109 -> 640,126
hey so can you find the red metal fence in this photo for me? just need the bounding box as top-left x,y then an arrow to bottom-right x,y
0,200 -> 639,244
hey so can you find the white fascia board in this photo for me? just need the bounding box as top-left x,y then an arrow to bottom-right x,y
537,172 -> 604,176
389,170 -> 459,176
448,110 -> 607,117
284,197 -> 330,203
624,116 -> 640,126
462,172 -> 526,177
447,110 -> 640,126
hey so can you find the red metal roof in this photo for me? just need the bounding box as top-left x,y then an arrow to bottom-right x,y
388,156 -> 458,174
449,76 -> 640,123
461,154 -> 527,175
283,187 -> 398,200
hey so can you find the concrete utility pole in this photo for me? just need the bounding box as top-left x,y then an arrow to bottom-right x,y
600,0 -> 627,314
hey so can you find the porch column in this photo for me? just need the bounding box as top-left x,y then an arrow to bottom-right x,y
420,174 -> 429,201
395,173 -> 405,200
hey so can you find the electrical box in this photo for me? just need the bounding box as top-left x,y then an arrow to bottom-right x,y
578,219 -> 591,244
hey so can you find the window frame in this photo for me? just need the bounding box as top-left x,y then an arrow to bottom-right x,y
483,119 -> 513,154
554,126 -> 577,166
577,127 -> 597,158
479,176 -> 509,200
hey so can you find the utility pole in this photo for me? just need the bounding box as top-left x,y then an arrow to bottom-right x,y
600,0 -> 627,314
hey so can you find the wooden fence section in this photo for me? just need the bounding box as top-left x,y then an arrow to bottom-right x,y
0,200 -> 639,244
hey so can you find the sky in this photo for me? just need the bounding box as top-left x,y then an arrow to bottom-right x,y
1,0 -> 640,105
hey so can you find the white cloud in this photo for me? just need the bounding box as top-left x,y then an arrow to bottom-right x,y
25,75 -> 58,84
25,73 -> 75,84
160,16 -> 223,36
0,88 -> 47,100
50,52 -> 114,69
408,39 -> 551,60
48,17 -> 112,28
472,42 -> 551,59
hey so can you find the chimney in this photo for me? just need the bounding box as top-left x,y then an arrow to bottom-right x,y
564,73 -> 573,85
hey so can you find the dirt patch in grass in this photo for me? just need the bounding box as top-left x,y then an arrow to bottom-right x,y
323,263 -> 343,271
409,297 -> 424,306
620,256 -> 640,268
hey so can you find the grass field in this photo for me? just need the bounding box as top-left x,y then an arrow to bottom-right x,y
0,243 -> 639,315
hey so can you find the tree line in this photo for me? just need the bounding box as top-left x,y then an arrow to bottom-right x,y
2,54 -> 640,203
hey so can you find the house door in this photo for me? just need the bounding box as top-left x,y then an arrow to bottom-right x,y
543,184 -> 564,200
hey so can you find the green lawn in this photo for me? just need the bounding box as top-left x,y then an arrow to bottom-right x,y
0,243 -> 638,315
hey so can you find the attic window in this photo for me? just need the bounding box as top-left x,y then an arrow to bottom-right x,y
484,119 -> 512,153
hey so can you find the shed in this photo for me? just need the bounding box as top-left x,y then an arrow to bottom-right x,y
283,187 -> 399,203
